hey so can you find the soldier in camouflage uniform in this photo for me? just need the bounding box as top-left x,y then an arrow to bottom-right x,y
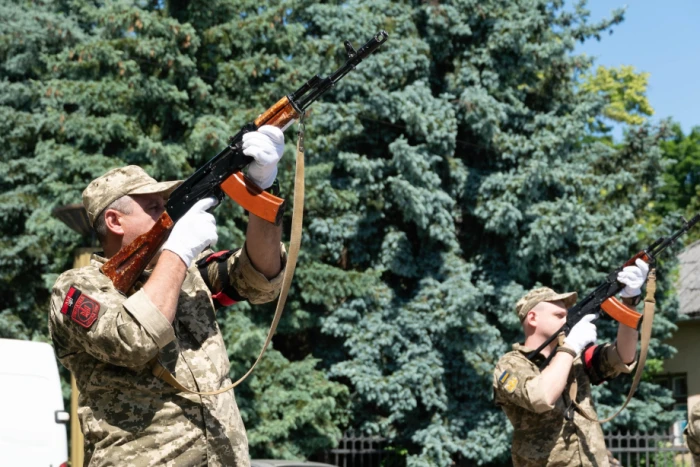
493,260 -> 648,466
49,126 -> 287,466
687,401 -> 700,465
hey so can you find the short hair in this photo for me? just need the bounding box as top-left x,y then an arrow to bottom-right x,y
93,195 -> 134,243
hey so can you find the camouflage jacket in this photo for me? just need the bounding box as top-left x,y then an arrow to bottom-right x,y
49,245 -> 286,467
687,401 -> 700,464
493,342 -> 635,467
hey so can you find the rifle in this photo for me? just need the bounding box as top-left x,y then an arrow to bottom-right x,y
527,214 -> 700,367
102,31 -> 389,293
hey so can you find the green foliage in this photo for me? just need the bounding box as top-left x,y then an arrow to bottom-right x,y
0,0 -> 684,465
218,308 -> 349,458
581,65 -> 654,125
382,446 -> 409,467
657,123 -> 700,241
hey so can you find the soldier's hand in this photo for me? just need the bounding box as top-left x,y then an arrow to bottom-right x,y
564,314 -> 597,355
242,125 -> 284,189
618,258 -> 649,298
162,197 -> 218,267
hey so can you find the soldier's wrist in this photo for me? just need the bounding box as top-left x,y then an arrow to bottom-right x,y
557,332 -> 578,358
556,345 -> 577,358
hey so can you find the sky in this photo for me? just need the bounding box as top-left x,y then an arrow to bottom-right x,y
575,0 -> 700,136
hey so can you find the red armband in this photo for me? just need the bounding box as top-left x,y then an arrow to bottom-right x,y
583,344 -> 607,385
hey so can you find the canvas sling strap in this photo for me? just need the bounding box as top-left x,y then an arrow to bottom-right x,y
567,268 -> 657,423
150,115 -> 307,396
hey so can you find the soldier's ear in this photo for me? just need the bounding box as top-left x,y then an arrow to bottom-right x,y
525,310 -> 537,327
104,209 -> 125,236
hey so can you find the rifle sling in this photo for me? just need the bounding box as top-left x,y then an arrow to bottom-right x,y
150,116 -> 306,396
567,268 -> 657,423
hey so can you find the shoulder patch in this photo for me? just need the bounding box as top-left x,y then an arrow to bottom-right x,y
60,286 -> 101,329
499,370 -> 519,394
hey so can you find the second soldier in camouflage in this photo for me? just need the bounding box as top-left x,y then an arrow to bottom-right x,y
493,276 -> 647,466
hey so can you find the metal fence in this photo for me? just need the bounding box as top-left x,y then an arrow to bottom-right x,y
606,431 -> 694,467
317,432 -> 386,467
317,431 -> 695,467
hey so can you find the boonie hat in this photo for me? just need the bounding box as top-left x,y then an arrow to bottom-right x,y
82,165 -> 182,226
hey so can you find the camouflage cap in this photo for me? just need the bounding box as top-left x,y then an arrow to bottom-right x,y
515,287 -> 577,322
82,165 -> 182,226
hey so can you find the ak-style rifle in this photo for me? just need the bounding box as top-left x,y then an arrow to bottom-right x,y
527,214 -> 700,367
102,31 -> 389,293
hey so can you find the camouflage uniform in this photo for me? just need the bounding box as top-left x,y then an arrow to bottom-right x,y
687,401 -> 700,465
49,247 -> 284,467
49,166 -> 286,466
494,287 -> 635,467
494,343 -> 634,466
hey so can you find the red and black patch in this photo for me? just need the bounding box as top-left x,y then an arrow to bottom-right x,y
60,286 -> 101,329
583,344 -> 607,385
195,249 -> 246,308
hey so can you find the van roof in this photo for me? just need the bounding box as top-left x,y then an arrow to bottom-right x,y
0,339 -> 59,377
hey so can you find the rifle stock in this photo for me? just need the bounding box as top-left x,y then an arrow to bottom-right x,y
101,212 -> 174,294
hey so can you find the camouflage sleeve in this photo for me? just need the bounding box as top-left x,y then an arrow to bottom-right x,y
493,353 -> 555,414
687,402 -> 700,463
590,342 -> 636,381
197,242 -> 287,306
49,267 -> 174,369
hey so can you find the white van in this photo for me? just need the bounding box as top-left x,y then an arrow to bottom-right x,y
0,338 -> 69,467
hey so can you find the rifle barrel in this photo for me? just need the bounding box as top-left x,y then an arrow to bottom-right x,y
648,213 -> 700,259
297,31 -> 388,111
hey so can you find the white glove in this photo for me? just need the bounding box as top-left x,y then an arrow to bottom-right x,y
162,197 -> 218,267
242,125 -> 285,189
617,258 -> 649,298
564,314 -> 597,355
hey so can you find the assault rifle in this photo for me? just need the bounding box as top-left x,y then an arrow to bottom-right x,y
102,31 -> 389,293
527,214 -> 700,367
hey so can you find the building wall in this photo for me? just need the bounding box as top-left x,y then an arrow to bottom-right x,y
664,319 -> 700,422
665,319 -> 700,395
